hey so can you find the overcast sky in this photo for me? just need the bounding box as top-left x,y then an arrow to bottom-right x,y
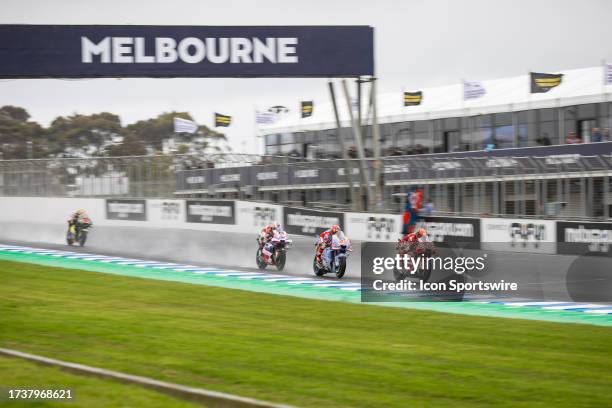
1,0 -> 612,153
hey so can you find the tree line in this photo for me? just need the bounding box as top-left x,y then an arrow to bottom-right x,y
0,105 -> 226,160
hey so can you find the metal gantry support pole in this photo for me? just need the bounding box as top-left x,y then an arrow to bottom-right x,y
605,175 -> 610,219
328,81 -> 358,210
341,79 -> 373,211
370,78 -> 383,211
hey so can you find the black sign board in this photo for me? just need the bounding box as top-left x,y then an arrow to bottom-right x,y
557,221 -> 612,256
420,216 -> 481,249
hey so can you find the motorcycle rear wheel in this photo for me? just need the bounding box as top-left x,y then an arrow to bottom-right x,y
275,251 -> 286,271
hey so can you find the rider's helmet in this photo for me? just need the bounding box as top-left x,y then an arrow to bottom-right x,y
330,225 -> 340,234
416,227 -> 427,238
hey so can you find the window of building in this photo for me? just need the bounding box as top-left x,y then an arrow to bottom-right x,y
266,144 -> 279,155
494,125 -> 514,148
577,104 -> 597,119
265,133 -> 279,147
539,108 -> 555,122
443,117 -> 459,130
280,132 -> 294,144
396,127 -> 413,148
517,110 -> 538,147
494,112 -> 512,126
539,121 -> 556,146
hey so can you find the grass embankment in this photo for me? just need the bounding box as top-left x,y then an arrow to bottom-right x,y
0,356 -> 200,407
1,260 -> 611,407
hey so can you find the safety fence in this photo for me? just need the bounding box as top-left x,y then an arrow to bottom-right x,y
0,153 -> 610,220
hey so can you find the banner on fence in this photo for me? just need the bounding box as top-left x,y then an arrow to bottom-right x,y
283,206 -> 344,236
106,199 -> 147,221
557,221 -> 612,256
481,218 -> 556,254
185,200 -> 235,224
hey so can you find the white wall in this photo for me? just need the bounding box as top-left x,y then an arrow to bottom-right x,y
0,197 -> 285,235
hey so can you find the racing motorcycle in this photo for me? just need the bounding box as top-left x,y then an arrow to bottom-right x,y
256,230 -> 292,271
66,218 -> 92,247
313,231 -> 351,279
393,239 -> 437,283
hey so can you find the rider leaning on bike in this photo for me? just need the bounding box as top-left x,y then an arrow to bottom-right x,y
258,222 -> 286,264
316,224 -> 352,264
259,222 -> 282,247
68,209 -> 92,238
397,227 -> 431,257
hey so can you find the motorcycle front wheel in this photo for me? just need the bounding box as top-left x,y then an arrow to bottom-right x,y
256,248 -> 267,270
335,257 -> 346,279
313,255 -> 325,276
420,266 -> 432,283
393,266 -> 405,281
78,231 -> 88,247
66,231 -> 74,246
275,250 -> 286,271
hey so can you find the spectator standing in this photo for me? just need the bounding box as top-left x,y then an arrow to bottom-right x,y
565,131 -> 582,144
591,127 -> 602,143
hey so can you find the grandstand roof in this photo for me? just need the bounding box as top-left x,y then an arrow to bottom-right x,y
258,65 -> 611,134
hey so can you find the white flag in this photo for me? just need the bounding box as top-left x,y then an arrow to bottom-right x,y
463,81 -> 486,100
255,111 -> 277,125
173,117 -> 198,134
605,63 -> 612,86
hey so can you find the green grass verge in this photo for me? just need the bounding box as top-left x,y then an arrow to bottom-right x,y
1,259 -> 611,407
0,356 -> 201,408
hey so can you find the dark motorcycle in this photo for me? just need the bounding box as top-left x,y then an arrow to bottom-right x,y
66,219 -> 92,247
256,231 -> 292,271
393,240 -> 437,283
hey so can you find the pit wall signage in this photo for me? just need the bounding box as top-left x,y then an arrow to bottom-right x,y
557,221 -> 612,256
237,201 -> 283,230
283,206 -> 344,236
346,213 -> 403,242
106,199 -> 147,221
0,25 -> 374,78
147,199 -> 184,223
185,200 -> 235,224
419,216 -> 481,249
481,218 -> 556,254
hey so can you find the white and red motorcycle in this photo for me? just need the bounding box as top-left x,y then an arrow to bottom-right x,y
256,230 -> 292,271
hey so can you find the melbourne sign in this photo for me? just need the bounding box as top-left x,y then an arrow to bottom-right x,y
0,25 -> 374,77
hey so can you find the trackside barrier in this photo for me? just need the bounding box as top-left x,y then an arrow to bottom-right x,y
0,197 -> 609,253
0,348 -> 294,408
